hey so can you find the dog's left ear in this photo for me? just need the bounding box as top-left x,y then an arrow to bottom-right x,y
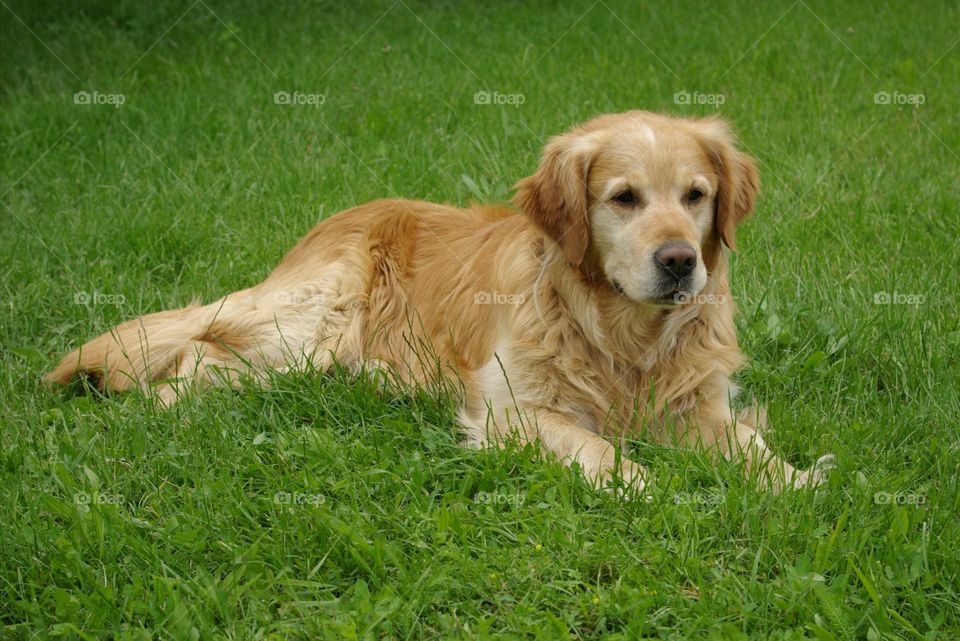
513,130 -> 602,266
693,118 -> 760,251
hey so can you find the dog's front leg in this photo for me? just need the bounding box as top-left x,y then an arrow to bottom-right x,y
686,397 -> 834,491
533,410 -> 648,491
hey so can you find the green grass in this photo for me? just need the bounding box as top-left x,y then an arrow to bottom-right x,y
2,0 -> 959,638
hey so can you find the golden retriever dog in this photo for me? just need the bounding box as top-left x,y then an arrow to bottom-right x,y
47,110 -> 834,492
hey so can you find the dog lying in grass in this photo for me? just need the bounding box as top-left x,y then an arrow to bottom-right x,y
47,110 -> 834,492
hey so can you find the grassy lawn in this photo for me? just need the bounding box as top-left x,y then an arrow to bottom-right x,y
2,0 -> 958,638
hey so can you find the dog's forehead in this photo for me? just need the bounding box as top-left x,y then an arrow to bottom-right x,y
615,117 -> 705,158
591,118 -> 713,185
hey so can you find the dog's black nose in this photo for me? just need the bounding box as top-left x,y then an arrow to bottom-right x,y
655,242 -> 697,279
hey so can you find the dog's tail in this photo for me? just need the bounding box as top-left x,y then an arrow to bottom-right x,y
45,299 -> 257,403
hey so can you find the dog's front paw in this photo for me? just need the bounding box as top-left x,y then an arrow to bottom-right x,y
793,453 -> 836,488
597,458 -> 651,500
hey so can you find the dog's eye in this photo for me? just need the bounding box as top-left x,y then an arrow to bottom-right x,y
612,191 -> 636,205
686,189 -> 704,204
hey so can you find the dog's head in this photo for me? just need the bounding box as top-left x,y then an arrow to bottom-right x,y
514,111 -> 759,305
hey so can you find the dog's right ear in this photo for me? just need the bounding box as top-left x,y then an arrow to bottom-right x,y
690,117 -> 760,251
513,131 -> 601,267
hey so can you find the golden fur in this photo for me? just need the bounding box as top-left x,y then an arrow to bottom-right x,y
47,110 -> 833,491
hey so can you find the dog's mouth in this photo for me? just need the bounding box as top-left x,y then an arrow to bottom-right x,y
652,288 -> 687,306
652,276 -> 697,306
610,279 -> 694,306
654,292 -> 683,305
